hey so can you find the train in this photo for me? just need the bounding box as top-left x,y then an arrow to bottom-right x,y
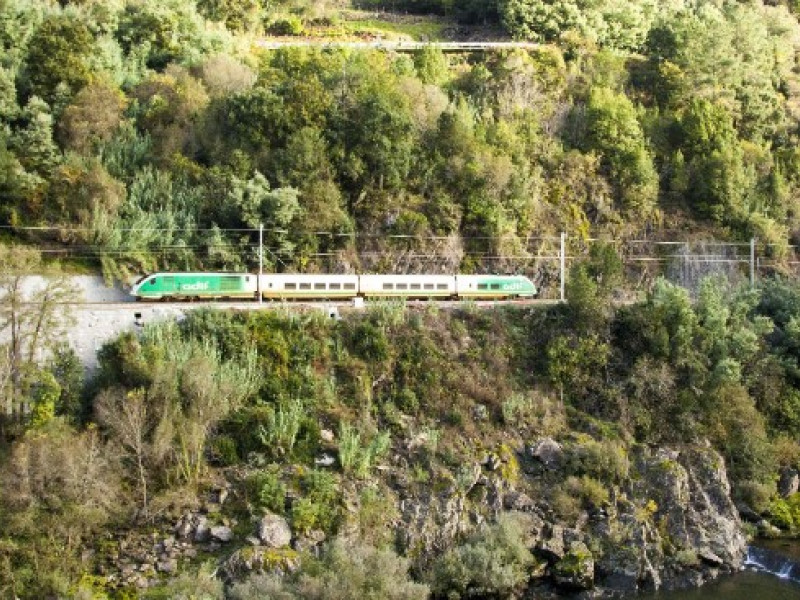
130,272 -> 537,301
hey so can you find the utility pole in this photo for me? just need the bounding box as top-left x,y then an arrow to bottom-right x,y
560,232 -> 566,302
750,238 -> 756,289
258,223 -> 263,304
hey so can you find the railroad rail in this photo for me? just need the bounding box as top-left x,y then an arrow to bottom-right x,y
21,298 -> 562,310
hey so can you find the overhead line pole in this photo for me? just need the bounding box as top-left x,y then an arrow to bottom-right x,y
560,232 -> 566,302
259,223 -> 263,304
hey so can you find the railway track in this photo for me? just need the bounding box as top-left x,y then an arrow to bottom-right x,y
28,298 -> 563,310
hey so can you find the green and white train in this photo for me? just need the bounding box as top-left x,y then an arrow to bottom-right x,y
130,273 -> 537,301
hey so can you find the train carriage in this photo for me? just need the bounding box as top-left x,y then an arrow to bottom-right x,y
455,275 -> 537,299
131,273 -> 257,300
259,274 -> 359,299
358,274 -> 456,298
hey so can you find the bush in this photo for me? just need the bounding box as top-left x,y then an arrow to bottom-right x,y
338,422 -> 391,478
142,563 -> 223,599
291,469 -> 341,535
247,467 -> 286,514
258,399 -> 305,458
735,479 -> 775,515
231,538 -> 428,600
565,475 -> 611,508
566,437 -> 629,482
427,513 -> 534,598
768,493 -> 800,530
210,435 -> 239,466
267,16 -> 304,36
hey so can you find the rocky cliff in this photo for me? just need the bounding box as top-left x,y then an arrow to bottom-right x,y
99,439 -> 746,597
393,440 -> 746,596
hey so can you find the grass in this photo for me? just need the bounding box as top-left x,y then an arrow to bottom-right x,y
266,8 -> 452,42
343,18 -> 448,40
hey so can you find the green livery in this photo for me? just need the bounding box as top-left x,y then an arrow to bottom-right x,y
131,273 -> 256,299
130,273 -> 537,300
456,275 -> 537,298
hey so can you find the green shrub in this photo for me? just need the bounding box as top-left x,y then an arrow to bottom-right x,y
397,387 -> 419,413
735,479 -> 775,514
566,437 -> 629,482
229,574 -> 295,600
551,486 -> 583,523
247,467 -> 286,514
674,549 -> 700,567
767,494 -> 800,530
231,538 -> 428,600
291,470 -> 341,535
210,435 -> 239,466
266,16 -> 304,35
427,513 -> 534,598
565,475 -> 611,508
142,563 -> 223,599
259,399 -> 305,458
338,422 -> 391,478
355,484 -> 399,546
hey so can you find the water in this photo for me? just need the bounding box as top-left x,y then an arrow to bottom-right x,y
633,544 -> 800,600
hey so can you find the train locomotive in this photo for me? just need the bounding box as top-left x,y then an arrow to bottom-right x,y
130,273 -> 537,301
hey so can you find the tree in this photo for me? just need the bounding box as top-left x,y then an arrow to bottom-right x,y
582,87 -> 658,218
230,171 -> 301,264
95,387 -> 158,516
47,157 -> 125,238
116,0 -> 228,70
0,246 -> 78,419
0,67 -> 19,124
95,322 -> 261,486
57,81 -> 127,154
23,14 -> 94,102
197,53 -> 256,97
499,0 -> 658,51
196,0 -> 263,32
0,420 -> 122,598
678,99 -> 747,222
0,134 -> 27,220
131,65 -> 210,161
11,96 -> 60,176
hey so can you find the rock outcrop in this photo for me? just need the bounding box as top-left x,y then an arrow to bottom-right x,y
396,442 -> 745,597
594,445 -> 746,594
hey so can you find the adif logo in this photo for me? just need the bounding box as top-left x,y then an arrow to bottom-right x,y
181,282 -> 210,291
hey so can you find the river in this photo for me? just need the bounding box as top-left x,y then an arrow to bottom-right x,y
634,542 -> 800,600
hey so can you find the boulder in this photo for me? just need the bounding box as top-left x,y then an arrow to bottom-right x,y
174,514 -> 193,539
538,524 -> 566,561
156,558 -> 177,574
221,546 -> 300,580
194,516 -> 210,543
257,513 -> 292,548
503,490 -> 536,512
778,468 -> 800,498
529,438 -> 564,470
314,453 -> 336,467
210,525 -> 234,543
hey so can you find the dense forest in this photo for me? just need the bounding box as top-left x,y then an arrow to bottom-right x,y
5,0 -> 800,598
2,0 -> 800,281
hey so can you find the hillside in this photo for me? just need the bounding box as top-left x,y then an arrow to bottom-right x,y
2,0 -> 800,285
5,0 -> 800,598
